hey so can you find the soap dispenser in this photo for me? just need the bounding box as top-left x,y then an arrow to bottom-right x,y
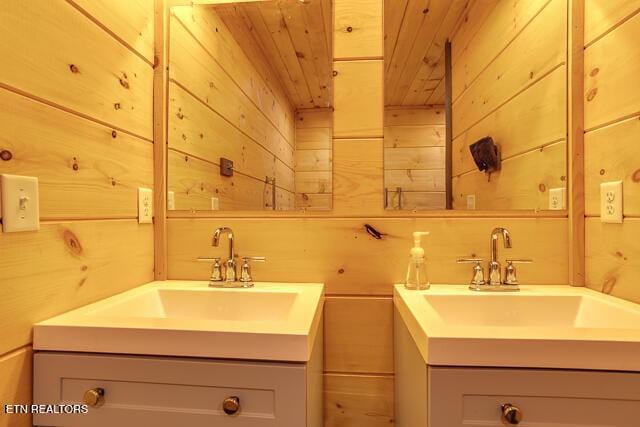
405,231 -> 430,290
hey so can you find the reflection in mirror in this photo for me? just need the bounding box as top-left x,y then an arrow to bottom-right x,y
384,0 -> 568,211
167,0 -> 333,211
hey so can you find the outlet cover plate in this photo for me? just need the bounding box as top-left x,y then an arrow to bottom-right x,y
600,181 -> 623,223
549,187 -> 566,210
1,174 -> 40,232
138,187 -> 153,224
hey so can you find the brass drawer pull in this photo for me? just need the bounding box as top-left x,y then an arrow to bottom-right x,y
501,403 -> 523,425
222,396 -> 240,416
83,388 -> 105,407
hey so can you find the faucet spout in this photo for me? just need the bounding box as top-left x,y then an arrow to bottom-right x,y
213,227 -> 234,261
488,227 -> 511,285
490,227 -> 511,263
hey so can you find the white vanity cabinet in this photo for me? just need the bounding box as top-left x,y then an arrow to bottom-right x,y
33,351 -> 322,427
394,308 -> 640,427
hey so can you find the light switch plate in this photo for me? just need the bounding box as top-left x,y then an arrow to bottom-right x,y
167,191 -> 175,211
549,187 -> 566,210
600,181 -> 623,223
466,194 -> 476,210
211,197 -> 219,210
1,174 -> 40,232
138,187 -> 153,224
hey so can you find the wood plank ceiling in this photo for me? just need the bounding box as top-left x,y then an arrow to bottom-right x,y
214,0 -> 333,111
385,0 -> 470,107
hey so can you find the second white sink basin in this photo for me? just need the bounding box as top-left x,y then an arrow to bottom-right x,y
395,285 -> 640,371
424,293 -> 640,329
34,281 -> 324,362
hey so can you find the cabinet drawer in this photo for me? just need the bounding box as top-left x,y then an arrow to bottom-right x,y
34,352 -> 306,427
429,367 -> 640,427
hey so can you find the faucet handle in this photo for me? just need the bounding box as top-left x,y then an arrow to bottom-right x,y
457,258 -> 485,288
240,256 -> 266,283
504,259 -> 533,285
456,258 -> 483,264
197,257 -> 223,282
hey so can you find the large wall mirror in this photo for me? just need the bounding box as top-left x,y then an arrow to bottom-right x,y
384,0 -> 568,211
167,0 -> 333,211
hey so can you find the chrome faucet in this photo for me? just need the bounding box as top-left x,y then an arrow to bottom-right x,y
213,227 -> 237,282
196,228 -> 265,288
489,227 -> 511,285
457,227 -> 532,291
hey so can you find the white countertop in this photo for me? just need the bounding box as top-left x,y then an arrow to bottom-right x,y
394,284 -> 640,371
34,281 -> 324,362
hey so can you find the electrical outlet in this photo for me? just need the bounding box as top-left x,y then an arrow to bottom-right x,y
549,187 -> 566,210
167,191 -> 175,210
211,197 -> 219,210
1,174 -> 40,232
600,181 -> 623,223
138,187 -> 153,224
466,194 -> 476,210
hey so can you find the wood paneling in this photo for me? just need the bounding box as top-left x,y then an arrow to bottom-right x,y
584,116 -> 640,217
69,0 -> 155,64
333,60 -> 384,138
384,147 -> 445,170
169,14 -> 294,153
0,347 -> 32,427
324,374 -> 394,426
0,0 -> 154,140
584,0 -> 640,46
324,297 -> 394,373
451,0 -> 567,211
386,0 -> 468,106
167,217 -> 569,295
334,0 -> 383,59
451,0 -> 549,102
584,1 -> 640,304
0,88 -> 153,220
586,218 -> 640,304
0,220 -> 154,356
0,2 -> 155,418
452,141 -> 567,211
452,65 -> 567,176
452,0 -> 566,139
333,139 -> 384,215
168,6 -> 295,211
215,0 -> 333,110
584,11 -> 640,131
294,108 -> 333,210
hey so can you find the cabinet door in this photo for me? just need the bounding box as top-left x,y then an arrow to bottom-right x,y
34,352 -> 306,427
429,367 -> 640,426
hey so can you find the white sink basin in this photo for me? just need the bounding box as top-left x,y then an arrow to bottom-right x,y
34,281 -> 324,362
395,285 -> 640,371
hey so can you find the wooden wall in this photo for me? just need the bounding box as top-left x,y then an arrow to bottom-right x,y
384,107 -> 446,210
450,0 -> 568,211
584,0 -> 640,303
167,5 -> 296,211
295,109 -> 333,210
0,1 -> 155,426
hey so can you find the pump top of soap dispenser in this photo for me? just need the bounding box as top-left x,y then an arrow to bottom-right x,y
410,231 -> 430,259
406,231 -> 430,290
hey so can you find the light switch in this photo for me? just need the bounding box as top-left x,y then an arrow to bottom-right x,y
138,187 -> 153,224
167,191 -> 175,210
466,194 -> 476,210
211,197 -> 219,210
549,187 -> 566,210
600,181 -> 623,223
1,174 -> 40,232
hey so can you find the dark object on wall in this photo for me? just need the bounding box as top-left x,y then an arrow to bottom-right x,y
220,157 -> 234,177
364,224 -> 384,240
469,137 -> 500,173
